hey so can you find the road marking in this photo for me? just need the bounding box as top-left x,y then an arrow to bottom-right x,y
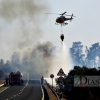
19,92 -> 22,94
37,74 -> 44,100
4,81 -> 29,100
13,95 -> 16,97
41,86 -> 44,100
39,80 -> 44,100
0,86 -> 10,93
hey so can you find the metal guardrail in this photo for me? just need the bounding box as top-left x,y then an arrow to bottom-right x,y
45,80 -> 60,100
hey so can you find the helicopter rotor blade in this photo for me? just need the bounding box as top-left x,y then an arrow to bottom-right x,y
45,12 -> 68,15
59,12 -> 67,15
45,13 -> 59,15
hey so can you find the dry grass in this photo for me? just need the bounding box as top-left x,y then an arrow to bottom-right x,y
44,84 -> 58,100
0,86 -> 8,92
0,80 -> 5,85
0,80 -> 9,92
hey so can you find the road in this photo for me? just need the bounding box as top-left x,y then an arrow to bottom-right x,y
0,72 -> 43,100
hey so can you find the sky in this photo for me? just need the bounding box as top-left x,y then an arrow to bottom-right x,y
0,0 -> 100,61
44,0 -> 100,47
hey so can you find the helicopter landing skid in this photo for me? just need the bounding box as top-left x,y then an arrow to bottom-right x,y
63,23 -> 68,26
55,23 -> 68,26
55,23 -> 59,25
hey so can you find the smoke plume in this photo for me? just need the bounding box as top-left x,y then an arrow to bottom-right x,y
49,42 -> 73,77
0,0 -> 49,22
0,0 -> 50,60
18,41 -> 53,76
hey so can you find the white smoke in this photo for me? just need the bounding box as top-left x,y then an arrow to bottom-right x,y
19,41 -> 53,76
0,0 -> 50,60
49,41 -> 73,77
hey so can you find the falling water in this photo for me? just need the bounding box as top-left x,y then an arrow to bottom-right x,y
45,41 -> 73,86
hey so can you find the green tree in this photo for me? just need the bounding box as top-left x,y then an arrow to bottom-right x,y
70,42 -> 85,66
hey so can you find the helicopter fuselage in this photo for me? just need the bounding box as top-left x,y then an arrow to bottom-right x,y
56,16 -> 65,23
56,15 -> 72,24
46,12 -> 75,25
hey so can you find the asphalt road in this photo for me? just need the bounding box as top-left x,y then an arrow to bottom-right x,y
0,73 -> 43,100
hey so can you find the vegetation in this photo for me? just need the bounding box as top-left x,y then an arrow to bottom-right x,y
0,41 -> 100,74
68,66 -> 100,75
70,42 -> 100,68
0,70 -> 3,78
62,66 -> 100,100
0,42 -> 100,99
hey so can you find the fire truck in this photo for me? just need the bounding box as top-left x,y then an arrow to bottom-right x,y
9,71 -> 23,86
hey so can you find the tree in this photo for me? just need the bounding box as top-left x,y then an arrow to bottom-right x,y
10,52 -> 21,71
70,42 -> 85,66
68,66 -> 98,75
0,70 -> 3,77
3,60 -> 12,73
85,43 -> 100,68
0,59 -> 4,70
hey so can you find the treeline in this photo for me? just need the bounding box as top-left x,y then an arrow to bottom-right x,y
68,66 -> 100,75
0,42 -> 53,76
64,66 -> 100,100
0,52 -> 34,75
0,52 -> 20,77
70,42 -> 100,68
0,41 -> 100,76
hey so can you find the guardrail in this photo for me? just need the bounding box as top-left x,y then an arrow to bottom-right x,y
45,80 -> 60,100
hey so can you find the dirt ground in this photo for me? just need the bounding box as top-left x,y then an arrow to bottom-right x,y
0,80 -> 9,92
0,86 -> 9,92
0,80 -> 5,85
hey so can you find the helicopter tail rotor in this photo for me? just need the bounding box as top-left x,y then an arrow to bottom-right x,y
71,13 -> 76,17
70,13 -> 76,22
71,14 -> 73,19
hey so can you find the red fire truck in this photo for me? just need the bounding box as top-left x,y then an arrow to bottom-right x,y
9,71 -> 23,86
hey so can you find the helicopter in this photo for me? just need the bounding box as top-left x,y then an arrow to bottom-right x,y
46,12 -> 76,26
